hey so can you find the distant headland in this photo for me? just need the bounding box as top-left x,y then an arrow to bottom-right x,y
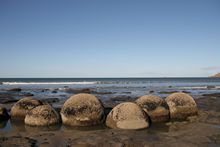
210,73 -> 220,78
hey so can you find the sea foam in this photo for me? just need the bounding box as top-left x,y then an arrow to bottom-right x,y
2,82 -> 97,85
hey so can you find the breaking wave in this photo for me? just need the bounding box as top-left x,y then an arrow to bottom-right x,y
2,82 -> 98,85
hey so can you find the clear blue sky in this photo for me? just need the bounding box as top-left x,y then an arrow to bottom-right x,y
0,0 -> 220,78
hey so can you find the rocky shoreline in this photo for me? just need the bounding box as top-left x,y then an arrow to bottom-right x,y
0,88 -> 220,146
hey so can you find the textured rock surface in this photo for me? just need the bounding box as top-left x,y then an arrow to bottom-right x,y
165,92 -> 198,120
136,95 -> 169,122
11,97 -> 44,119
106,102 -> 149,130
210,73 -> 220,78
25,105 -> 60,126
61,94 -> 105,126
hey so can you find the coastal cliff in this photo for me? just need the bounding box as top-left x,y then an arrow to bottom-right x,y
210,73 -> 220,78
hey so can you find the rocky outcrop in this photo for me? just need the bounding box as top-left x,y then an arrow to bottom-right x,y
210,73 -> 220,78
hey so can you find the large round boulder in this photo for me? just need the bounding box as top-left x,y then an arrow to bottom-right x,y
0,107 -> 10,121
165,92 -> 198,120
136,95 -> 169,122
11,97 -> 44,119
60,94 -> 105,126
25,105 -> 61,126
106,102 -> 149,130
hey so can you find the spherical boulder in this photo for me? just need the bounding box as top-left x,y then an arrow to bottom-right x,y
165,92 -> 198,120
106,102 -> 149,130
60,94 -> 105,126
0,107 -> 10,121
11,97 -> 44,119
136,95 -> 169,122
25,105 -> 61,126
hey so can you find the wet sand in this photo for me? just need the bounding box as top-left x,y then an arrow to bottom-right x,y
0,89 -> 220,147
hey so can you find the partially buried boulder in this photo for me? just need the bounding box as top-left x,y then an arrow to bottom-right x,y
106,102 -> 149,130
60,94 -> 105,126
11,97 -> 44,120
25,105 -> 61,126
0,107 -> 10,121
165,92 -> 198,120
136,95 -> 169,122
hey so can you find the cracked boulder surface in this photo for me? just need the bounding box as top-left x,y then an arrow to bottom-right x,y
106,102 -> 149,130
136,95 -> 170,122
60,93 -> 105,126
11,97 -> 44,120
25,104 -> 61,126
165,92 -> 198,121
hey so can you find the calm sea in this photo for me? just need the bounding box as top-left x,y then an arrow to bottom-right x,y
0,78 -> 220,99
0,77 -> 220,86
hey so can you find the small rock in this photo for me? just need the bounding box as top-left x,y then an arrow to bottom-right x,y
65,88 -> 91,94
23,93 -> 34,97
149,90 -> 154,94
41,89 -> 50,92
7,88 -> 22,92
52,90 -> 57,94
122,92 -> 132,94
110,95 -> 133,102
207,86 -> 216,89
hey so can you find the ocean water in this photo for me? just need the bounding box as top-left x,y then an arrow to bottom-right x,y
1,77 -> 220,86
0,78 -> 220,99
